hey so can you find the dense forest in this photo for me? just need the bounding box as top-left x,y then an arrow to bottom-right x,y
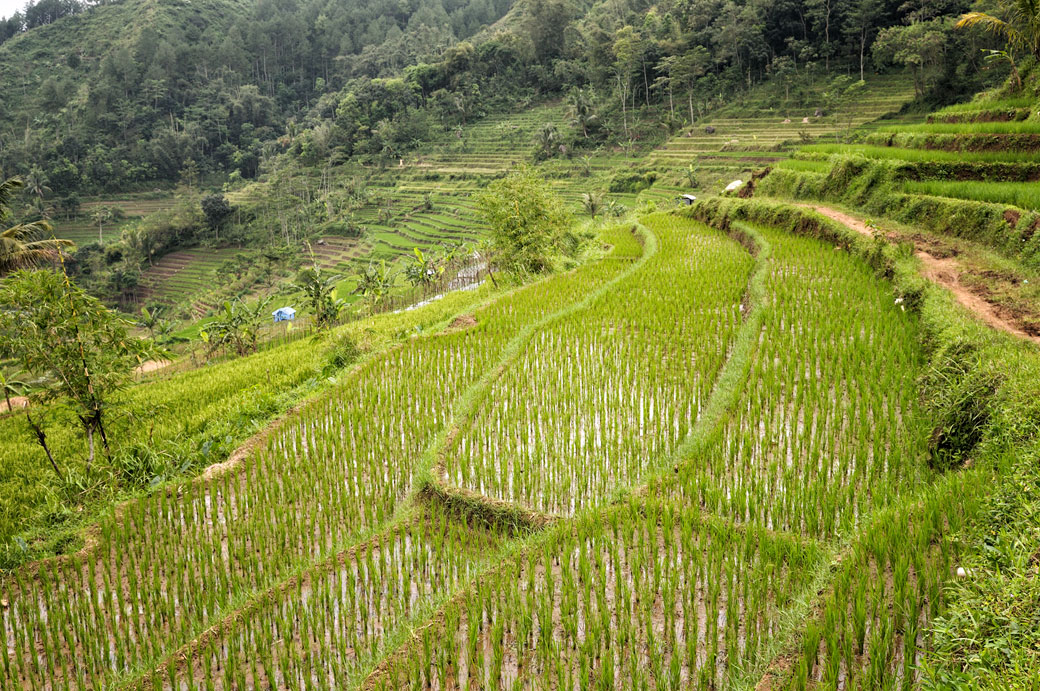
0,0 -> 512,193
0,0 -> 993,197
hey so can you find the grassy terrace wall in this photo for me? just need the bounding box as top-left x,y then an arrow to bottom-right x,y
684,195 -> 1040,687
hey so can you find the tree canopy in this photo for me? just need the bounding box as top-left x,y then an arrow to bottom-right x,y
476,166 -> 569,276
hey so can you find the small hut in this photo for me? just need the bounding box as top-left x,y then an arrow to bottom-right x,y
272,306 -> 296,323
678,194 -> 697,206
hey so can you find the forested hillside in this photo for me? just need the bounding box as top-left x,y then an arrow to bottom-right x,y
1,0 -> 995,197
0,0 -> 511,192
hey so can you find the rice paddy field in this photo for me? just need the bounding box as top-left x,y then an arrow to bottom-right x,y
18,70 -> 1019,689
2,202 -> 989,689
902,180 -> 1040,211
764,100 -> 1040,247
85,72 -> 919,320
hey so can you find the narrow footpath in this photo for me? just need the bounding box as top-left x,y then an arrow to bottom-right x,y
799,204 -> 1040,346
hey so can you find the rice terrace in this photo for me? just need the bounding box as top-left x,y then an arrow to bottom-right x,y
2,0 -> 1040,688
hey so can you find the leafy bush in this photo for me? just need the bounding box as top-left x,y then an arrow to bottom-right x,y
322,332 -> 362,375
608,170 -> 657,193
318,219 -> 364,237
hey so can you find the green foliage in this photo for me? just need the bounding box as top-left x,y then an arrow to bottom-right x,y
476,165 -> 569,274
200,297 -> 272,357
322,332 -> 362,376
200,194 -> 233,233
0,269 -> 157,473
873,19 -> 954,97
0,176 -> 71,274
295,260 -> 344,329
608,169 -> 658,193
403,246 -> 444,294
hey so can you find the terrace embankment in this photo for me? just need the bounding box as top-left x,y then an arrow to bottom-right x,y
797,203 -> 1040,345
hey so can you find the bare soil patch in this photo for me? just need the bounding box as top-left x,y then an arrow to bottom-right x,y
449,314 -> 478,330
0,395 -> 29,413
798,204 -> 1040,346
135,359 -> 172,375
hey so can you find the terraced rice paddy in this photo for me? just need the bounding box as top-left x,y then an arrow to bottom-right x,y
794,143 -> 1040,163
649,75 -> 914,166
138,248 -> 243,310
53,197 -> 172,246
903,180 -> 1040,211
2,205 -> 964,689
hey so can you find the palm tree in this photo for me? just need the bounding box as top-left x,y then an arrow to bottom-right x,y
0,177 -> 72,275
536,124 -> 560,159
566,88 -> 598,140
91,205 -> 114,246
581,192 -> 603,219
957,0 -> 1040,62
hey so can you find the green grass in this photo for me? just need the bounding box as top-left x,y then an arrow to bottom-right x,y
797,143 -> 1040,163
904,180 -> 1040,211
932,96 -> 1037,114
776,158 -> 832,173
878,121 -> 1040,134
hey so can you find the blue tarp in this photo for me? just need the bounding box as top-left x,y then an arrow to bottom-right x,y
272,306 -> 296,322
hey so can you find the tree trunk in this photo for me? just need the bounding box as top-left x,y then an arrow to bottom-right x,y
85,424 -> 95,473
617,75 -> 629,138
860,28 -> 867,82
27,411 -> 63,482
642,59 -> 650,107
95,409 -> 112,462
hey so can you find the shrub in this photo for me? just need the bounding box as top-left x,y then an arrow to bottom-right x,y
323,332 -> 362,375
608,170 -> 657,193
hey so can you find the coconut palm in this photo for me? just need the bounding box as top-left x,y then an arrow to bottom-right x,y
0,177 -> 72,275
957,0 -> 1040,62
566,88 -> 598,139
581,192 -> 603,218
535,123 -> 561,159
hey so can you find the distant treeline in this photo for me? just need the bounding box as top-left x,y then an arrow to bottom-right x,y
1,0 -> 89,42
0,0 -> 1000,197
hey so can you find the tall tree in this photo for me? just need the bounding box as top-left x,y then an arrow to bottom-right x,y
566,88 -> 598,139
612,26 -> 641,138
844,0 -> 887,81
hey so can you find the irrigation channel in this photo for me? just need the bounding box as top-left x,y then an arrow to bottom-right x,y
2,212 -> 956,689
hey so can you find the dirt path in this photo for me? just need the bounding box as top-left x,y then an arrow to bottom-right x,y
135,359 -> 172,375
798,204 -> 1040,345
0,396 -> 29,413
